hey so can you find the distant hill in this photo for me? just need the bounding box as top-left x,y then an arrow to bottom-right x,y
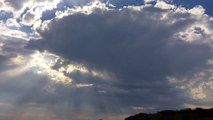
125,108 -> 213,120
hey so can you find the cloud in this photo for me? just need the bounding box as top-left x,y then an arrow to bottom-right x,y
0,1 -> 212,119
0,22 -> 28,40
62,0 -> 97,7
4,0 -> 28,10
0,0 -> 98,27
0,0 -> 105,44
0,36 -> 29,75
144,0 -> 155,4
0,54 -> 13,73
26,1 -> 213,112
0,0 -> 61,33
28,2 -> 213,77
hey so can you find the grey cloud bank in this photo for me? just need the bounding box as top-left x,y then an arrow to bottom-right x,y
27,3 -> 213,112
0,1 -> 213,120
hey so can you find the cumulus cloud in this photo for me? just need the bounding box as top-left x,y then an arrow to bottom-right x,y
28,1 -> 212,78
0,0 -> 60,33
0,0 -> 105,43
26,0 -> 213,112
0,0 -> 213,120
0,0 -> 100,27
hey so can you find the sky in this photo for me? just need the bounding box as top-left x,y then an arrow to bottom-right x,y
0,0 -> 213,120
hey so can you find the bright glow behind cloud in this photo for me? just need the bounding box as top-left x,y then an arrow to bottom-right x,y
28,51 -> 72,84
16,51 -> 108,85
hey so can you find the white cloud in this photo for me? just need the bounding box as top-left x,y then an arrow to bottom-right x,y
0,22 -> 28,40
155,0 -> 176,9
6,18 -> 20,27
189,5 -> 205,15
19,0 -> 60,27
144,0 -> 155,4
76,83 -> 94,88
55,1 -> 109,19
0,0 -> 60,30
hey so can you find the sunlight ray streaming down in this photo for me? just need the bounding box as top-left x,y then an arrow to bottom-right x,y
1,0 -> 213,119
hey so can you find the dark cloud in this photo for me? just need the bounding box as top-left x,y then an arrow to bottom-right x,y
26,5 -> 213,113
27,7 -> 212,80
1,38 -> 28,53
0,72 -> 48,101
0,38 -> 27,72
0,1 -> 212,119
0,54 -> 12,72
8,71 -> 184,119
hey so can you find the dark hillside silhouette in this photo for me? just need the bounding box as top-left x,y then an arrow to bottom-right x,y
125,108 -> 213,120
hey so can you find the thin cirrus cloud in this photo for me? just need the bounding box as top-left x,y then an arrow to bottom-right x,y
0,0 -> 213,120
